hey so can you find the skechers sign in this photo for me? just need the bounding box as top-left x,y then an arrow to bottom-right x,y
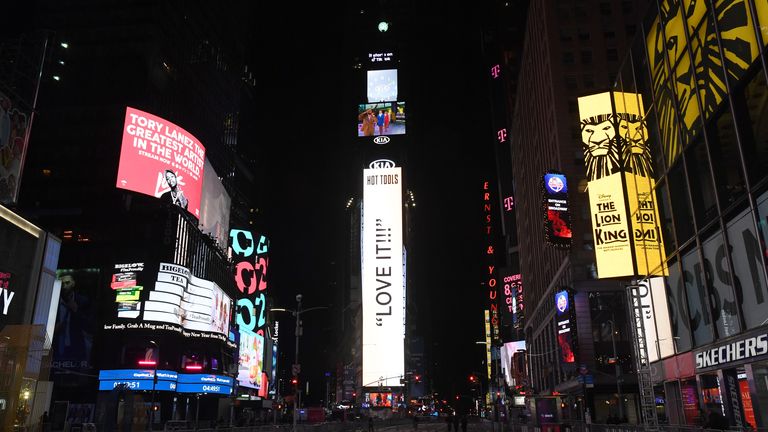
373,136 -> 390,145
695,334 -> 768,370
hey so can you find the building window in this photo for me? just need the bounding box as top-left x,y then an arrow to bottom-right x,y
560,30 -> 573,42
599,2 -> 611,16
563,52 -> 575,64
736,71 -> 768,186
582,74 -> 594,89
667,160 -> 695,243
655,180 -> 678,256
665,259 -> 693,353
681,248 -> 715,347
565,75 -> 578,90
701,230 -> 741,338
606,49 -> 618,62
578,31 -> 590,41
727,206 -> 768,330
580,50 -> 592,64
604,30 -> 615,39
621,1 -> 632,14
707,104 -> 747,209
684,139 -> 718,226
625,24 -> 636,36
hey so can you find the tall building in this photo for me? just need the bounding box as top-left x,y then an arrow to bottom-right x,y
504,0 -> 651,424
8,1 -> 272,428
599,0 -> 768,428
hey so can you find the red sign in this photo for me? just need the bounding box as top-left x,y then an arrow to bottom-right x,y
115,107 -> 206,217
740,379 -> 756,428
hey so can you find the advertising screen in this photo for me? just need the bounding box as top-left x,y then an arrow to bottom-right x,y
237,330 -> 264,390
577,92 -> 667,278
200,159 -> 231,249
230,229 -> 270,391
357,102 -> 406,138
106,262 -> 231,341
115,107 -> 206,218
365,392 -> 394,408
367,69 -> 398,102
543,172 -> 572,248
0,91 -> 32,205
52,269 -> 99,372
362,167 -> 404,386
555,290 -> 575,363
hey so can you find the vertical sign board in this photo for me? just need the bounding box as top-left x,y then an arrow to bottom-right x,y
484,310 -> 492,379
555,290 -> 576,363
543,172 -> 572,248
230,229 -> 270,392
577,92 -> 667,278
482,181 -> 500,344
362,167 -> 404,386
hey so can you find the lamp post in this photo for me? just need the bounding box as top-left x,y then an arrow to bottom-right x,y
148,340 -> 159,431
271,295 -> 328,432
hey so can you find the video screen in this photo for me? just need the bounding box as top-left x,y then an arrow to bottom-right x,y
366,392 -> 394,407
357,102 -> 406,137
200,159 -> 231,249
108,262 -> 231,339
367,69 -> 398,102
115,107 -> 206,218
237,330 -> 265,390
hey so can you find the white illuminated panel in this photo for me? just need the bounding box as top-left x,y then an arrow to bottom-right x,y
367,69 -> 398,103
362,167 -> 404,386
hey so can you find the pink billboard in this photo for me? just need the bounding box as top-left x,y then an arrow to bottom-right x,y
116,107 -> 206,217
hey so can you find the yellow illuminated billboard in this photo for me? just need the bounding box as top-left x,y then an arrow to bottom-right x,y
578,92 -> 667,278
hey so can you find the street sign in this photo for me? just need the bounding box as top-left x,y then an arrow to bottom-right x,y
292,364 -> 301,375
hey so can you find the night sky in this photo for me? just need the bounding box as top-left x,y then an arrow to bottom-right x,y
252,2 -> 497,400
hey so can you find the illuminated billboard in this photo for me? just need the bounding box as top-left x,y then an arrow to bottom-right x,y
0,91 -> 31,205
230,229 -> 270,391
115,107 -> 206,218
357,102 -> 406,138
106,262 -> 232,341
542,172 -> 572,248
367,69 -> 398,102
577,92 -> 667,278
362,167 -> 404,386
555,290 -> 575,363
200,159 -> 231,248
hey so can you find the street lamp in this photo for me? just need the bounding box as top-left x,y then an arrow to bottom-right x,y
271,294 -> 328,432
148,340 -> 159,431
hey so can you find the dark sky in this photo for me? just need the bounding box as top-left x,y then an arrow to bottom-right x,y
251,1 -> 497,400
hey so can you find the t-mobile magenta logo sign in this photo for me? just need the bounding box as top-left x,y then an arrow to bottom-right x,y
497,128 -> 507,143
504,196 -> 514,211
491,64 -> 501,78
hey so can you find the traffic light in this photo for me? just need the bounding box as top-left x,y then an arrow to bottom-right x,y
469,374 -> 476,383
291,377 -> 299,386
414,375 -> 421,383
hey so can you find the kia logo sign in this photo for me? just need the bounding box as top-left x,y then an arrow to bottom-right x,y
373,136 -> 390,145
369,159 -> 396,169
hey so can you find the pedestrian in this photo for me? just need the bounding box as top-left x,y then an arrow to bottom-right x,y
453,414 -> 459,432
358,109 -> 376,136
40,411 -> 50,432
460,416 -> 467,432
413,415 -> 419,431
369,416 -> 374,432
384,109 -> 390,132
446,414 -> 453,432
377,110 -> 386,135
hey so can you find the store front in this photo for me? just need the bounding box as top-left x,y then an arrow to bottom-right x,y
692,329 -> 767,428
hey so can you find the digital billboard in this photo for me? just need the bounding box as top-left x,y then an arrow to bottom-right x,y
365,392 -> 394,408
542,172 -> 572,248
200,159 -> 231,249
367,69 -> 398,102
362,167 -> 404,386
115,107 -> 206,218
98,369 -> 233,395
577,92 -> 667,278
555,290 -> 575,363
0,91 -> 32,205
230,229 -> 270,391
106,262 -> 232,341
357,102 -> 406,138
52,269 -> 99,372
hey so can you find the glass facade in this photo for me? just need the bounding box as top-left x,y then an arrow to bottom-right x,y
613,0 -> 768,426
